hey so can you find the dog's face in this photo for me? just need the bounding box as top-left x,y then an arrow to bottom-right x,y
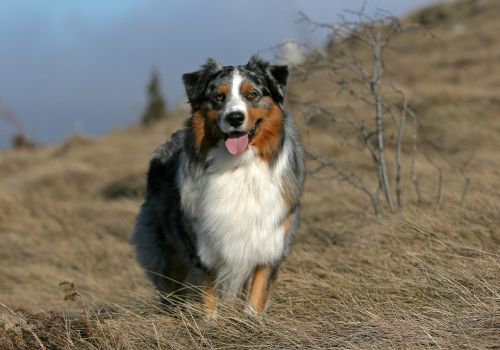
183,56 -> 288,157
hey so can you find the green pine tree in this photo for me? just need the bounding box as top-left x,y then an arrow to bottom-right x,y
141,70 -> 167,125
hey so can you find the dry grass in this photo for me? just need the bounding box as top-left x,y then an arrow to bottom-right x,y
1,1 -> 499,348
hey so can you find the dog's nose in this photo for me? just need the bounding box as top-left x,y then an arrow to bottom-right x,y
226,112 -> 245,127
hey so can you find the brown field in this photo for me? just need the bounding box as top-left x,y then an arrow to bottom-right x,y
0,1 -> 499,349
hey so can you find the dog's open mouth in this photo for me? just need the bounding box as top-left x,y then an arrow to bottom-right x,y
223,119 -> 261,156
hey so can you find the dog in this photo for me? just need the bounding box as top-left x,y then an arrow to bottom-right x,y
132,56 -> 305,316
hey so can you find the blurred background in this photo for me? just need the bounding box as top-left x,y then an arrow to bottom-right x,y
0,0 -> 436,148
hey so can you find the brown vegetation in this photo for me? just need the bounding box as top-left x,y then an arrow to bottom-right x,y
0,1 -> 499,348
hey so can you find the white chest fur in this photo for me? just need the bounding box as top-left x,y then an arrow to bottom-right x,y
179,142 -> 289,293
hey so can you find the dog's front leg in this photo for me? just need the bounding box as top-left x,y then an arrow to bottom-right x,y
247,264 -> 279,314
202,271 -> 218,320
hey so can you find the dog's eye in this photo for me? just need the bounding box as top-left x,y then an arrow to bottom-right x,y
246,90 -> 259,101
212,93 -> 225,104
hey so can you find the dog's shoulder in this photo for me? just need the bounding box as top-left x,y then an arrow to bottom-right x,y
146,129 -> 186,196
152,129 -> 186,164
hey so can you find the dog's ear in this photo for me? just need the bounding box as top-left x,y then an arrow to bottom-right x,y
247,55 -> 289,104
183,58 -> 222,107
269,64 -> 289,94
246,55 -> 269,71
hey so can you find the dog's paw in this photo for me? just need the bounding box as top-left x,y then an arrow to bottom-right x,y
203,310 -> 218,323
244,305 -> 264,321
244,305 -> 257,316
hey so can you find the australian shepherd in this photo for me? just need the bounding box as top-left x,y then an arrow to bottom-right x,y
132,56 -> 305,317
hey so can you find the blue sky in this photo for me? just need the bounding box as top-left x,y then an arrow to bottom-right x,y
0,0 -> 437,148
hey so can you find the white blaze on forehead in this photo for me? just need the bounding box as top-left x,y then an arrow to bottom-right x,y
226,70 -> 247,115
218,69 -> 249,134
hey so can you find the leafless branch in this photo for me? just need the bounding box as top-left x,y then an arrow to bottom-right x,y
0,102 -> 36,149
0,102 -> 26,136
422,151 -> 444,210
388,81 -> 410,209
410,111 -> 422,204
371,40 -> 394,211
458,151 -> 474,205
422,136 -> 475,206
295,7 -> 452,215
306,150 -> 381,216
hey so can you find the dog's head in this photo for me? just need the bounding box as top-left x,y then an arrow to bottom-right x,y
183,56 -> 289,158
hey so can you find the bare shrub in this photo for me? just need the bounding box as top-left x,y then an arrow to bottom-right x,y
0,103 -> 35,149
287,8 -> 470,215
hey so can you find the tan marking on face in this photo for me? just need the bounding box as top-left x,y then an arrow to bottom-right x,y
248,99 -> 284,162
205,109 -> 219,121
192,110 -> 220,156
219,84 -> 229,97
240,81 -> 255,97
192,111 -> 205,149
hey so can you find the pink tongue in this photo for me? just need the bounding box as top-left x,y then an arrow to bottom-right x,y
224,134 -> 249,155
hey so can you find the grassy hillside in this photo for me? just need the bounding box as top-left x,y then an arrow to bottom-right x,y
1,0 -> 499,348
